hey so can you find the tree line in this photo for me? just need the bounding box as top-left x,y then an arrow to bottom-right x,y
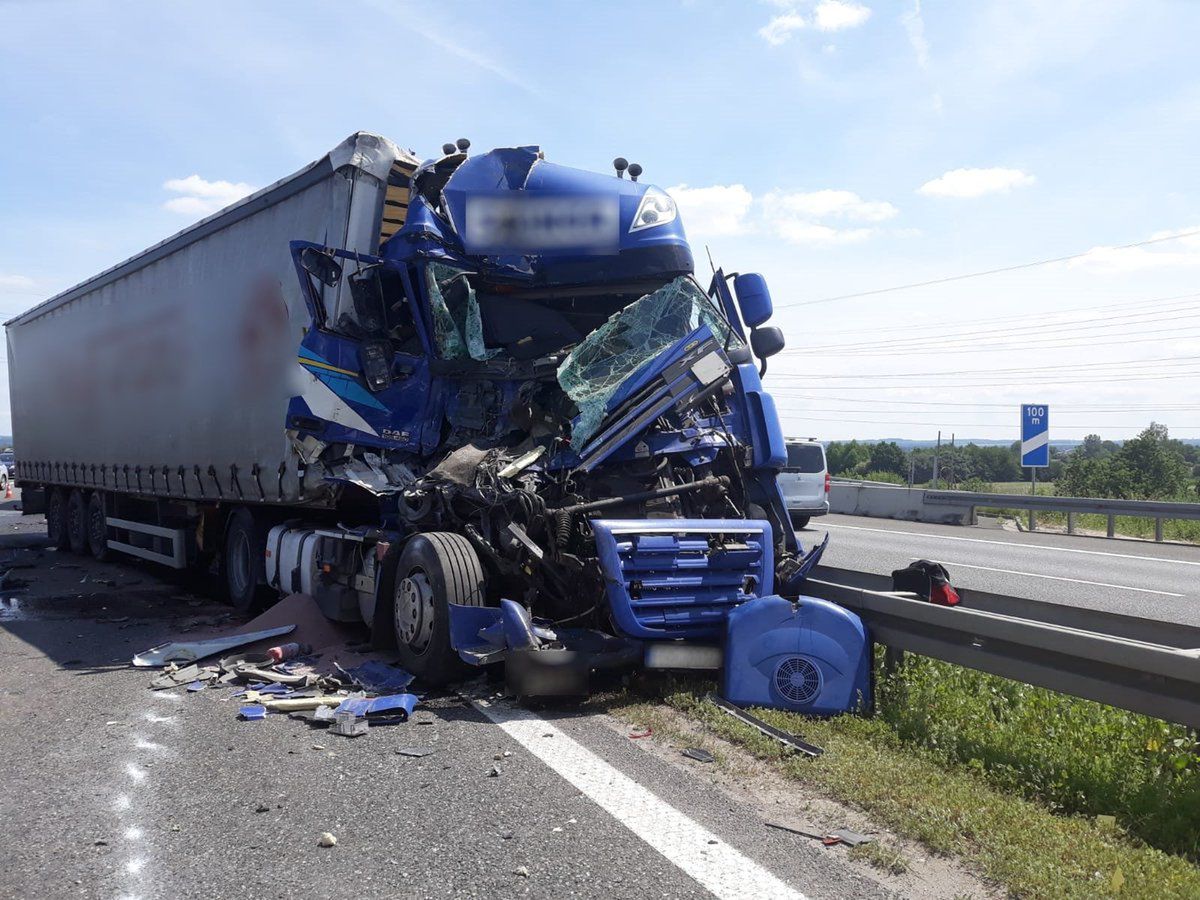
825,424 -> 1200,500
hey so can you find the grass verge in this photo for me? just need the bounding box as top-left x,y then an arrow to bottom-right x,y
602,669 -> 1200,900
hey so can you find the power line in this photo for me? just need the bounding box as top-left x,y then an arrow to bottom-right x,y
791,329 -> 1200,357
806,290 -> 1200,337
769,354 -> 1200,379
776,229 -> 1200,309
781,415 -> 1200,430
766,372 -> 1200,388
797,304 -> 1200,352
771,394 -> 1200,411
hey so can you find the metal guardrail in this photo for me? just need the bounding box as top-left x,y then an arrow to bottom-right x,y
807,566 -> 1200,728
925,490 -> 1200,541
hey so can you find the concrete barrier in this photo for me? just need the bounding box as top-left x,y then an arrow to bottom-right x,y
829,482 -> 972,525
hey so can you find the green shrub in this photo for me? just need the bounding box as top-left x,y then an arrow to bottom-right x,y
860,470 -> 906,485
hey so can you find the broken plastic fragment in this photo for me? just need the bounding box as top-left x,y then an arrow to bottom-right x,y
557,276 -> 739,448
239,705 -> 267,721
131,625 -> 296,668
339,660 -> 415,693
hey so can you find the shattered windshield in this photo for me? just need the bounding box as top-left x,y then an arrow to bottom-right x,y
557,276 -> 741,449
425,262 -> 499,362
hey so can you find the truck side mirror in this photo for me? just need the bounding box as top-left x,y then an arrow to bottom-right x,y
750,325 -> 785,377
733,273 -> 773,328
300,247 -> 343,287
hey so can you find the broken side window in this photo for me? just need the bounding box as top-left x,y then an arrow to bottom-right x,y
556,276 -> 742,448
424,263 -> 499,362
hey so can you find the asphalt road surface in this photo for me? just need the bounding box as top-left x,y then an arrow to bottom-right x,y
1,501 -> 935,900
805,513 -> 1200,625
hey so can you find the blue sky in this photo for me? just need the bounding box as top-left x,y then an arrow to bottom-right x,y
3,0 -> 1199,441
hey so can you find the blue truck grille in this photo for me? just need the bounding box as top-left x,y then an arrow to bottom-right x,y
591,519 -> 775,640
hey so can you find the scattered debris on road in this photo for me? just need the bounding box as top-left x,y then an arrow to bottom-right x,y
681,747 -> 715,763
317,832 -> 338,848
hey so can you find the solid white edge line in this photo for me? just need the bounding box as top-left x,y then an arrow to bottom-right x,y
822,522 -> 1200,566
472,699 -> 807,900
909,558 -> 1185,597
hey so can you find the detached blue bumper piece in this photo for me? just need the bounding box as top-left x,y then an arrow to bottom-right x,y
723,594 -> 871,715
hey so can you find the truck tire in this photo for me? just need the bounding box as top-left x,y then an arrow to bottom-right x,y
222,508 -> 267,612
87,491 -> 110,561
66,489 -> 88,554
386,533 -> 485,686
46,487 -> 70,550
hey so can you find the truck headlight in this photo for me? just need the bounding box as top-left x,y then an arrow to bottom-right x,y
629,188 -> 677,233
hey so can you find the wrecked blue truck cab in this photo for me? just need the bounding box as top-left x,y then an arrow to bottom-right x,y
10,131 -> 860,713
275,143 -> 840,696
277,143 -> 840,704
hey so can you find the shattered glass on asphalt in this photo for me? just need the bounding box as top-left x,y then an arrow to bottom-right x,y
557,276 -> 740,449
425,263 -> 499,362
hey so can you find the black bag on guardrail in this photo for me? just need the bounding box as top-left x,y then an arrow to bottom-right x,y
891,560 -> 961,606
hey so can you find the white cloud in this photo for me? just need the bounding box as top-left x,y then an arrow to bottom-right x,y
1069,226 -> 1200,273
918,167 -> 1035,198
813,0 -> 871,32
0,274 -> 35,290
759,11 -> 806,45
768,189 -> 897,222
759,1 -> 870,43
162,175 -> 256,216
902,0 -> 929,69
667,184 -> 754,237
665,183 -> 899,245
762,189 -> 896,244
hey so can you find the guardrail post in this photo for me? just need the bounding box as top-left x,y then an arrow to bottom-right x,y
1028,509 -> 1036,532
1155,518 -> 1164,542
1107,514 -> 1116,538
1067,512 -> 1076,534
883,645 -> 905,674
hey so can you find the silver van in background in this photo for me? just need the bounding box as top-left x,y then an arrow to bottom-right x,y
778,439 -> 829,529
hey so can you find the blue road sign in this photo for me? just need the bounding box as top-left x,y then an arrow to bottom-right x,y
1020,404 -> 1050,468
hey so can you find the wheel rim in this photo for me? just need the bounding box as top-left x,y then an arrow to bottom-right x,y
228,530 -> 251,597
395,569 -> 435,653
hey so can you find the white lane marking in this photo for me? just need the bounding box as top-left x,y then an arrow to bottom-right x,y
474,699 -> 806,900
822,522 -> 1200,566
124,763 -> 148,783
909,558 -> 1185,597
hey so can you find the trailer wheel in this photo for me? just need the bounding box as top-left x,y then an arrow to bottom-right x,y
222,508 -> 267,612
46,488 -> 70,550
66,489 -> 88,555
87,492 -> 110,561
386,533 -> 485,686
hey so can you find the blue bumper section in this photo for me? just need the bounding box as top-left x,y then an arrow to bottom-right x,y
593,518 -> 774,640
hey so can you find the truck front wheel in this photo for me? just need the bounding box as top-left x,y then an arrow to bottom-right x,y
386,533 -> 485,686
66,489 -> 88,554
46,488 -> 70,550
